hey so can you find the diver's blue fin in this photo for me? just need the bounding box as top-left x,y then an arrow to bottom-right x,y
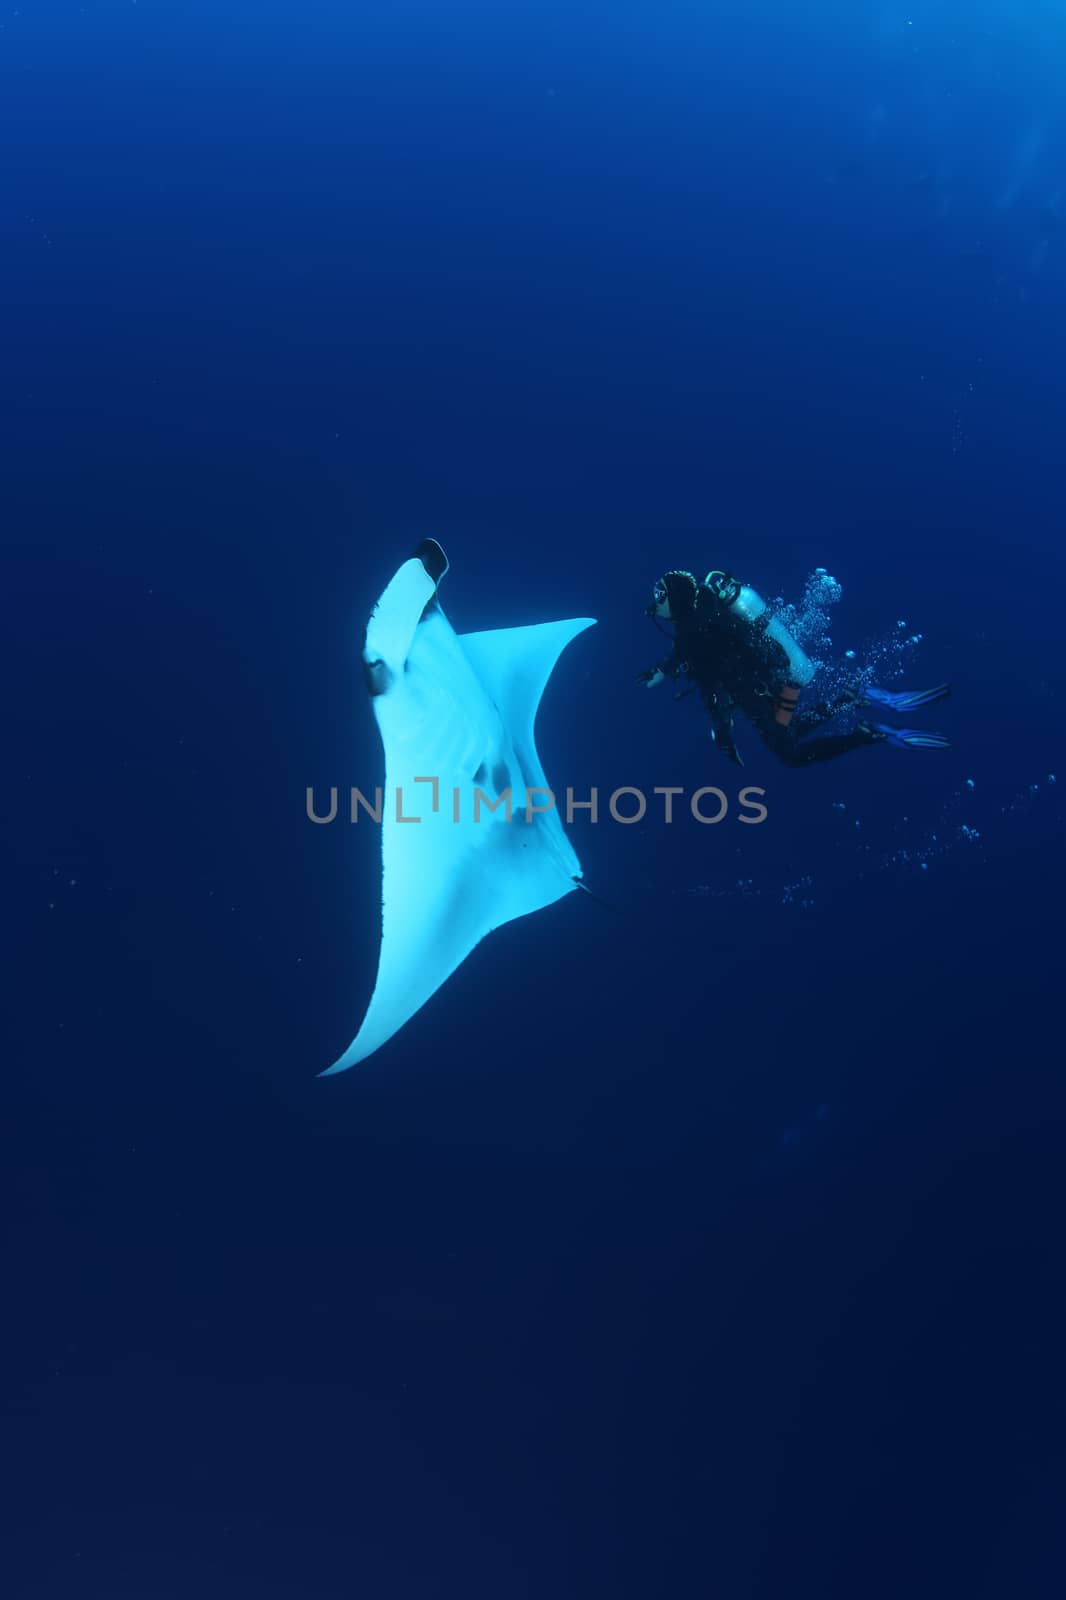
864,683 -> 951,712
868,721 -> 951,751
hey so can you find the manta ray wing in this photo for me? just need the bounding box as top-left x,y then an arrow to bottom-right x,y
323,542 -> 595,1073
458,619 -> 594,805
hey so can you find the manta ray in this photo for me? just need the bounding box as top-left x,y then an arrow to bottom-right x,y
323,540 -> 596,1073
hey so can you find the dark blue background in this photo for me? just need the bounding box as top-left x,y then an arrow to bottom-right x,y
4,3 -> 1064,1595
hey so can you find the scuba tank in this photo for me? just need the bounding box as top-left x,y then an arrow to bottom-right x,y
704,571 -> 815,687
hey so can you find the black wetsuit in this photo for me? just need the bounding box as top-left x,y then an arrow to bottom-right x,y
657,586 -> 872,767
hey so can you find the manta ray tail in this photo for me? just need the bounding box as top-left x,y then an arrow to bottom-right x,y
574,877 -> 618,913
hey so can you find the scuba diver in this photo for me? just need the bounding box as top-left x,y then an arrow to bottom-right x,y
637,569 -> 951,767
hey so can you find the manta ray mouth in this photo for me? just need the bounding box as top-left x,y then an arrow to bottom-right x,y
412,537 -> 449,585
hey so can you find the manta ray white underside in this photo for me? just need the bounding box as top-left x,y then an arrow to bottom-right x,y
323,540 -> 595,1073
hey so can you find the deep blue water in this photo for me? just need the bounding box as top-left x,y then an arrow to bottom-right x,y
4,4 -> 1065,1596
